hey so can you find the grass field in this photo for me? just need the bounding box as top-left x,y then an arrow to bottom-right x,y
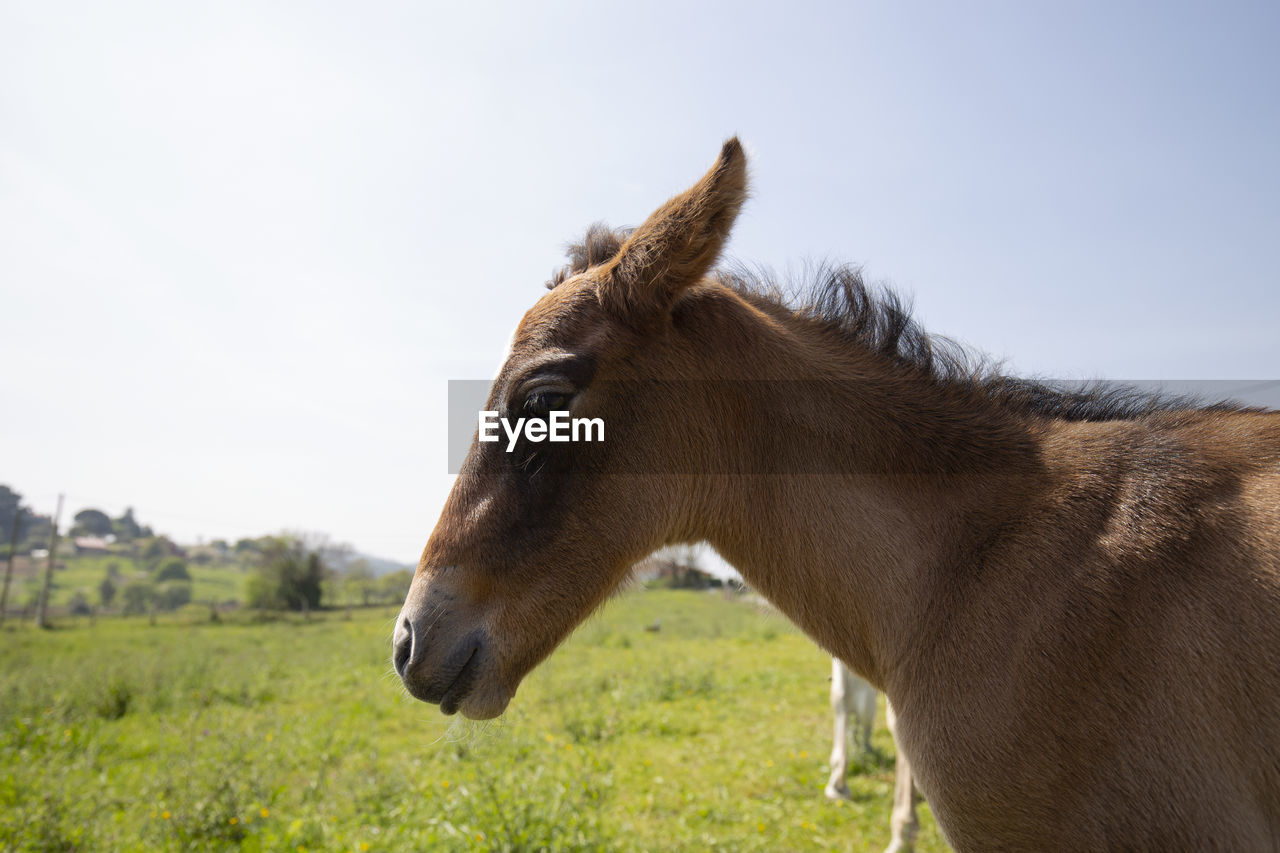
5,553 -> 250,610
0,589 -> 948,851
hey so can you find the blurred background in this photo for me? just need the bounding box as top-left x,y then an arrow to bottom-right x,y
3,0 -> 1276,563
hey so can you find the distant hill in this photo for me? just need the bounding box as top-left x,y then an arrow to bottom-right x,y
328,549 -> 412,577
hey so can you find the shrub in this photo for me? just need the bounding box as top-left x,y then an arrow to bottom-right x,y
121,581 -> 156,615
139,537 -> 172,560
245,572 -> 282,610
98,575 -> 117,608
156,580 -> 192,611
154,558 -> 190,582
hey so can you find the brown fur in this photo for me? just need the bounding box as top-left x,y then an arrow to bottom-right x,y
396,140 -> 1280,851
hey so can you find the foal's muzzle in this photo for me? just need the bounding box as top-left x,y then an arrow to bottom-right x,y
393,588 -> 510,719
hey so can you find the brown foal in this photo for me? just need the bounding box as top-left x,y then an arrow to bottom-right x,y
396,139 -> 1280,850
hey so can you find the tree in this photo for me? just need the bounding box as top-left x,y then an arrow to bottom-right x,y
139,536 -> 174,561
0,484 -> 26,624
379,569 -> 413,604
234,538 -> 262,556
112,507 -> 144,542
72,508 -> 113,537
99,574 -> 117,608
245,571 -> 282,610
121,581 -> 156,615
345,560 -> 377,606
247,536 -> 327,612
17,515 -> 50,552
156,581 -> 192,610
0,485 -> 26,546
154,558 -> 190,582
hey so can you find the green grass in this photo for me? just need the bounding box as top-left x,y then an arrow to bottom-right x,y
0,590 -> 948,851
8,553 -> 250,610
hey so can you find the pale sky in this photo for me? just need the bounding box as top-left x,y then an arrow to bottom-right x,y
2,1 -> 1277,565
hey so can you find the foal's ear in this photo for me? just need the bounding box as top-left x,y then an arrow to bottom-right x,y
599,138 -> 748,324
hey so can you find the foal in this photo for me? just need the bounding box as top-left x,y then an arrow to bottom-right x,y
396,140 -> 1280,850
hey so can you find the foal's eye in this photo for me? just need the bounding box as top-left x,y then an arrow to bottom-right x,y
523,390 -> 572,420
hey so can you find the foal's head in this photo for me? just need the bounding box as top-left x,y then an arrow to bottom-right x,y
394,140 -> 749,718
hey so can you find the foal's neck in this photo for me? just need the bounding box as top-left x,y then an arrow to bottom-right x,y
683,289 -> 1045,690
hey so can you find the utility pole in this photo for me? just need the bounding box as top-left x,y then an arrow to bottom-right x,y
35,494 -> 64,630
0,507 -> 21,626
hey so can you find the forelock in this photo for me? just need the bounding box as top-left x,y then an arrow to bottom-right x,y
546,223 -> 632,289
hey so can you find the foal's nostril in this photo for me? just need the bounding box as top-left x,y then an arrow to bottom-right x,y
393,616 -> 413,677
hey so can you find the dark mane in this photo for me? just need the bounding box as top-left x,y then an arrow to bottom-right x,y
547,223 -> 631,289
549,225 -> 1247,422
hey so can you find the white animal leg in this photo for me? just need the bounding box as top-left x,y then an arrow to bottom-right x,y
855,680 -> 876,754
825,658 -> 852,800
884,700 -> 919,853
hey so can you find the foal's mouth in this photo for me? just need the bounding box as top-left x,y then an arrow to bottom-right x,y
437,642 -> 481,716
394,617 -> 511,719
